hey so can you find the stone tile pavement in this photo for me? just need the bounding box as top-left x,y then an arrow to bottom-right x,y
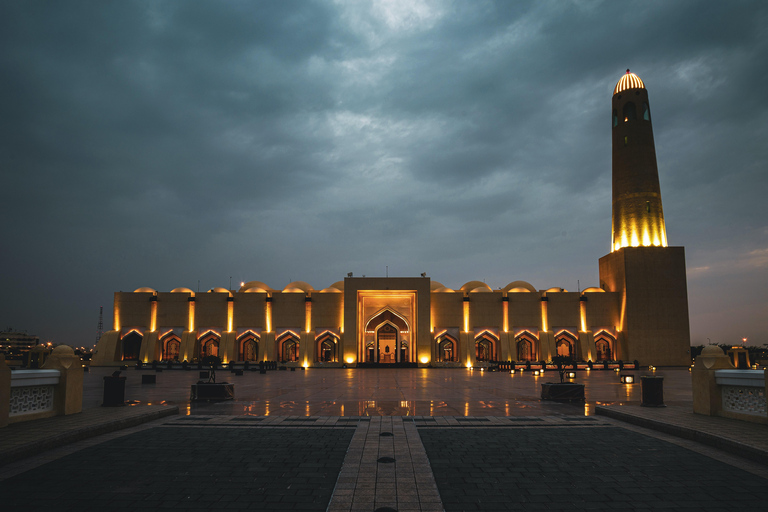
596,404 -> 768,465
0,404 -> 178,467
1,411 -> 766,511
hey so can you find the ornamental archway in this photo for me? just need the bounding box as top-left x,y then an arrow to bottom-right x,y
365,309 -> 410,364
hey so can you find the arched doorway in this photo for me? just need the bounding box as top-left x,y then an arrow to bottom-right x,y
515,331 -> 538,361
475,331 -> 498,362
555,331 -> 577,360
316,331 -> 338,363
161,334 -> 181,361
199,333 -> 220,359
239,334 -> 260,362
594,331 -> 616,361
277,332 -> 300,362
365,309 -> 410,364
436,335 -> 457,362
377,323 -> 398,364
121,331 -> 143,361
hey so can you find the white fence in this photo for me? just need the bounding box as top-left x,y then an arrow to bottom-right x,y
715,369 -> 767,418
9,369 -> 61,418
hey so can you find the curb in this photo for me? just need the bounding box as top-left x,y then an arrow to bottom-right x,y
0,406 -> 179,467
595,406 -> 768,466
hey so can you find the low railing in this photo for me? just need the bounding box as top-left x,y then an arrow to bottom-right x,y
715,369 -> 767,419
9,369 -> 61,419
1,346 -> 83,427
692,347 -> 767,424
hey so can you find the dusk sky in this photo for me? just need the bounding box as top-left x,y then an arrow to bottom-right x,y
2,1 -> 766,348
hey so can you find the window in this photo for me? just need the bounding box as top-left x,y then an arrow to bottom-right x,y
612,109 -> 618,127
642,102 -> 650,121
623,102 -> 637,122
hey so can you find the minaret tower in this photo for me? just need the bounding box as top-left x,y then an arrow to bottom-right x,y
599,70 -> 690,366
611,70 -> 667,251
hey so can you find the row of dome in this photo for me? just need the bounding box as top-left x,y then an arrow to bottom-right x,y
133,280 -> 605,296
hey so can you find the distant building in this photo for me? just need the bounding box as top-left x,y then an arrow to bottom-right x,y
1,329 -> 40,353
93,71 -> 691,367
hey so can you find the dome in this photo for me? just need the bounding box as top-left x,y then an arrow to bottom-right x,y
430,281 -> 447,291
460,281 -> 492,293
432,287 -> 455,293
613,69 -> 645,95
319,287 -> 342,293
242,287 -> 268,293
329,281 -> 345,291
545,287 -> 567,293
209,287 -> 232,296
701,345 -> 725,357
284,281 -> 314,293
239,281 -> 273,292
170,287 -> 194,294
502,281 -> 536,293
133,287 -> 156,293
581,287 -> 605,293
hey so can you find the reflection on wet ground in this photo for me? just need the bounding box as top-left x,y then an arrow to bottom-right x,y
82,367 -> 693,417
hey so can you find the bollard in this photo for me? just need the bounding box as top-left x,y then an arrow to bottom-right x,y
641,376 -> 665,407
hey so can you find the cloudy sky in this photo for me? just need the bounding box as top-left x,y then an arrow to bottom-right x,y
2,0 -> 766,348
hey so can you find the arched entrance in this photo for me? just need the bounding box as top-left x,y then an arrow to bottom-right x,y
199,333 -> 220,359
238,333 -> 260,362
594,331 -> 615,361
365,309 -> 410,364
121,331 -> 143,361
160,333 -> 180,361
316,331 -> 338,363
377,323 -> 398,364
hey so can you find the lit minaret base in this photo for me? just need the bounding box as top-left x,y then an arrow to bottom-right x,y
599,70 -> 690,366
611,70 -> 668,251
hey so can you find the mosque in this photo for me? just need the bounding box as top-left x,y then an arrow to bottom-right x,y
92,71 -> 691,368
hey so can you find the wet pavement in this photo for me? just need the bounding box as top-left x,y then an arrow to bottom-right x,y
81,366 -> 694,417
2,367 -> 766,511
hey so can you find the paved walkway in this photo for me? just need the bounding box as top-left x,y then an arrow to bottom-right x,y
1,369 -> 767,511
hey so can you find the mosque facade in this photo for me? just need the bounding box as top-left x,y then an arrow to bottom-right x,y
92,71 -> 691,368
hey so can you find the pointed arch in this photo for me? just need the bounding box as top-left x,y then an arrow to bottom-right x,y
435,331 -> 458,363
515,330 -> 539,362
121,330 -> 143,361
198,331 -> 221,359
554,330 -> 578,360
237,330 -> 261,362
365,308 -> 409,333
276,330 -> 300,363
159,331 -> 181,361
594,330 -> 616,362
475,330 -> 498,362
316,330 -> 338,363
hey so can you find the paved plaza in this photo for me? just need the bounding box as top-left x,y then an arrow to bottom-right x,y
1,368 -> 767,511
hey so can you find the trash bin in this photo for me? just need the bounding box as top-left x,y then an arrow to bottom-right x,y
640,376 -> 665,407
102,375 -> 127,406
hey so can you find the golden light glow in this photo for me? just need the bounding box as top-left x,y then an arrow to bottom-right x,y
579,300 -> 587,332
150,300 -> 157,332
503,299 -> 509,333
227,300 -> 233,332
612,213 -> 668,252
113,303 -> 120,331
265,298 -> 272,332
345,356 -> 355,364
303,361 -> 308,368
540,300 -> 548,332
463,300 -> 470,332
466,361 -> 472,368
420,356 -> 429,364
188,301 -> 195,332
613,71 -> 645,95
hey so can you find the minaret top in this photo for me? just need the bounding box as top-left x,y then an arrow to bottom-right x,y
613,69 -> 645,95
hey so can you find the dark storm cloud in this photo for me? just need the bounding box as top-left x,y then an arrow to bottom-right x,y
1,0 -> 766,346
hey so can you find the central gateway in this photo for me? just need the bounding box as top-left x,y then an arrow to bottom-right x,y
343,277 -> 431,366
